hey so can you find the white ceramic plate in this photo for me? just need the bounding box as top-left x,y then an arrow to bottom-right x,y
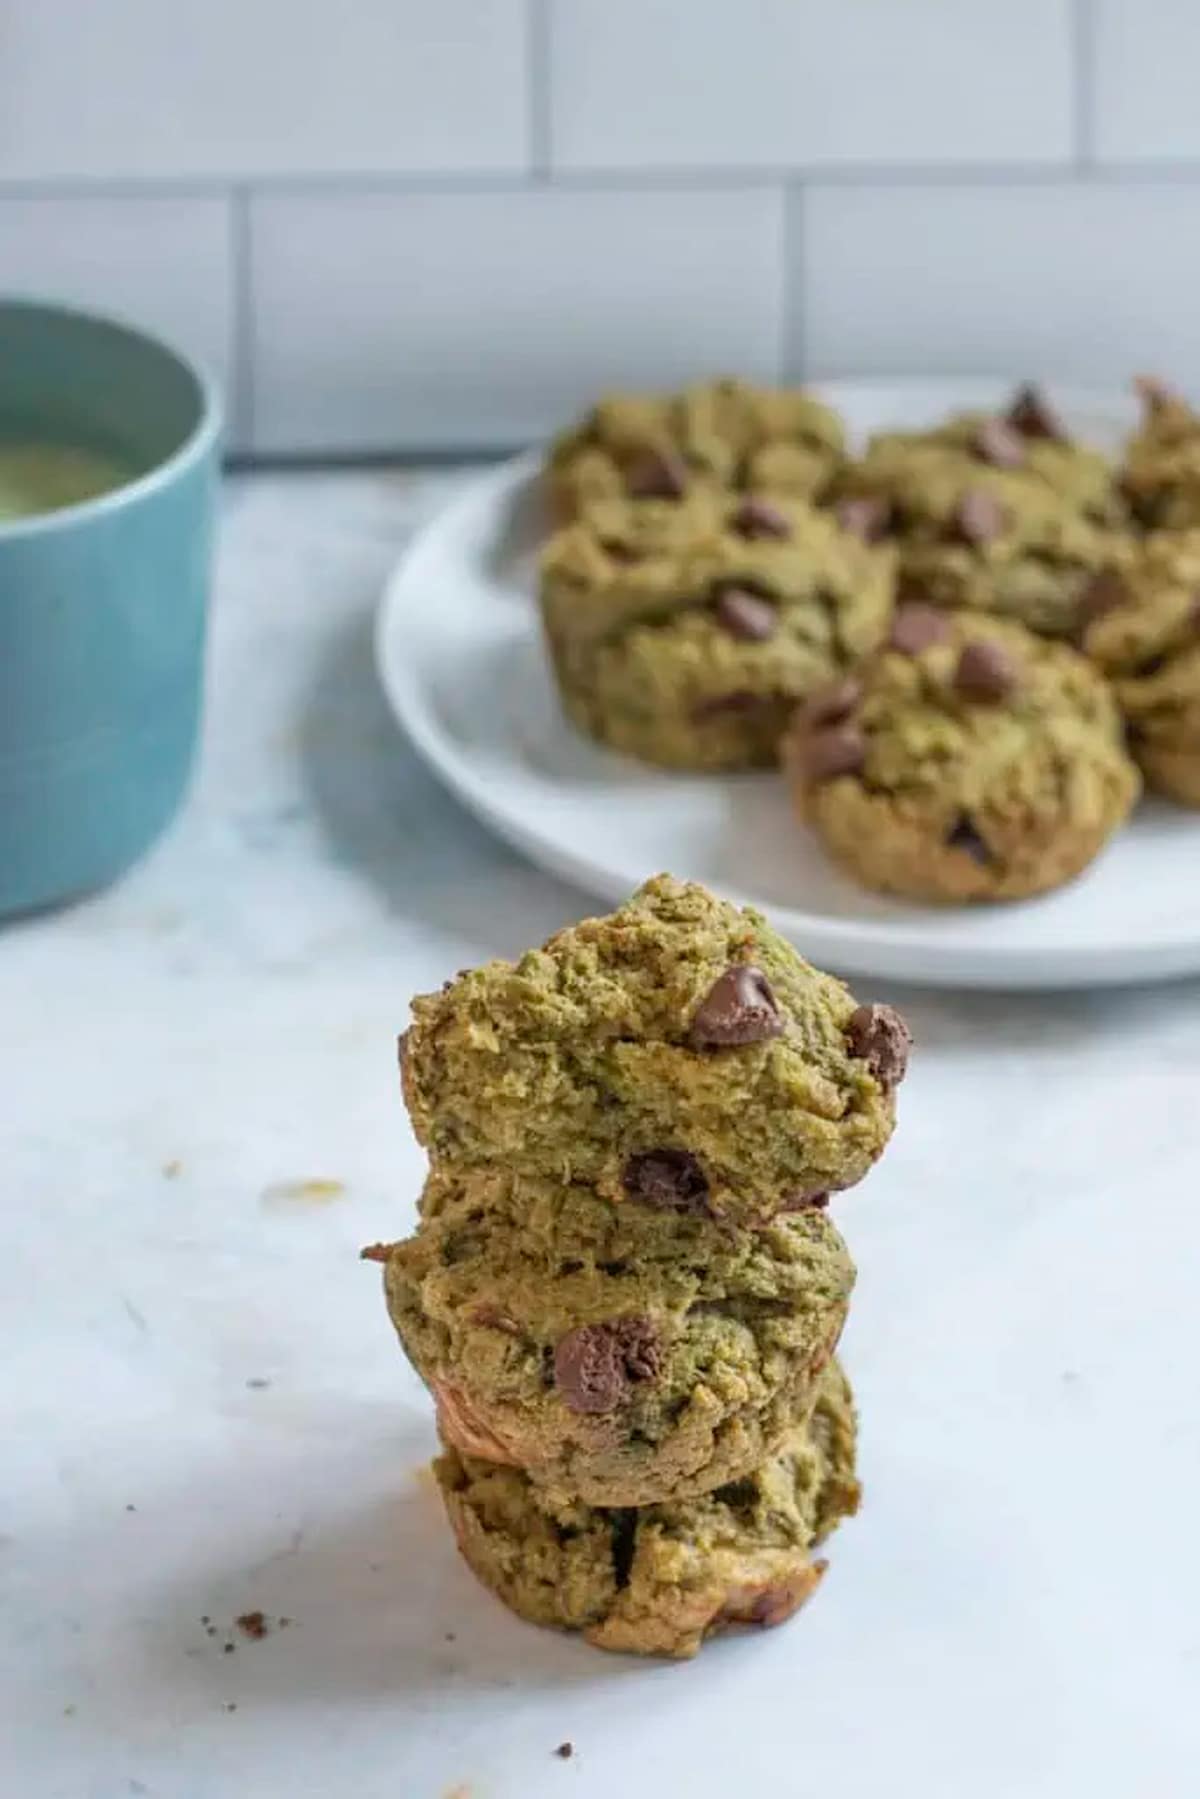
377,379 -> 1200,990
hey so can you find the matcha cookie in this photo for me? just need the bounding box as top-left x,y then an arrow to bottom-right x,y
1121,377 -> 1200,530
400,875 -> 906,1225
539,491 -> 894,770
435,1359 -> 859,1658
378,1164 -> 853,1506
549,377 -> 845,519
784,610 -> 1140,902
833,431 -> 1128,640
1079,534 -> 1200,806
859,385 -> 1123,526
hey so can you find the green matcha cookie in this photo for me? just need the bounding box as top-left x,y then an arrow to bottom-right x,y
1079,533 -> 1200,807
435,1358 -> 859,1658
860,385 -> 1123,526
548,377 -> 845,519
832,420 -> 1128,640
785,609 -> 1140,903
379,1163 -> 853,1506
400,875 -> 906,1225
539,491 -> 894,770
1121,377 -> 1200,531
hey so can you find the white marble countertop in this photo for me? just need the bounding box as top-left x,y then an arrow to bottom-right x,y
3,470 -> 1199,1799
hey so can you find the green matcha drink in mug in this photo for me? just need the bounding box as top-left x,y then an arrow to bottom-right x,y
0,300 -> 220,917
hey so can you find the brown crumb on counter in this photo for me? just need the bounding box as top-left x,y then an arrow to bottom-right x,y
236,1610 -> 268,1640
162,1160 -> 182,1179
555,1742 -> 574,1760
359,1243 -> 391,1263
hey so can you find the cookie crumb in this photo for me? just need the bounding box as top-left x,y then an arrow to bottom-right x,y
359,1242 -> 391,1263
62,1705 -> 76,1717
125,1503 -> 136,1513
278,1616 -> 292,1628
204,1625 -> 217,1637
554,1742 -> 574,1760
444,1630 -> 456,1643
236,1610 -> 268,1640
223,1642 -> 235,1654
245,1377 -> 270,1390
162,1159 -> 182,1179
223,1702 -> 237,1713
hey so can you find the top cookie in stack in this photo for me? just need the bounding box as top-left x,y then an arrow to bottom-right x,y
400,873 -> 905,1228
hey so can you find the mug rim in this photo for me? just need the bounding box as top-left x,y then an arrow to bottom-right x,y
0,296 -> 223,545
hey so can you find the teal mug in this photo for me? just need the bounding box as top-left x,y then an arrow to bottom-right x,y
0,299 -> 220,918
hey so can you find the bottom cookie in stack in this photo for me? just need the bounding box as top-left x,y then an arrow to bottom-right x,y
434,1359 -> 860,1660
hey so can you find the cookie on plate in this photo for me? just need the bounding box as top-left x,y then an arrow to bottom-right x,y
400,875 -> 908,1226
539,490 -> 894,770
1120,377 -> 1200,531
434,1358 -> 860,1658
378,1165 -> 852,1507
784,608 -> 1140,903
548,376 -> 846,519
831,433 -> 1128,640
857,384 -> 1123,526
1078,534 -> 1200,806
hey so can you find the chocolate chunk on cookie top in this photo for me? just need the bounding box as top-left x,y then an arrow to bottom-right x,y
400,875 -> 901,1225
846,1006 -> 912,1092
955,639 -> 1018,702
688,965 -> 782,1047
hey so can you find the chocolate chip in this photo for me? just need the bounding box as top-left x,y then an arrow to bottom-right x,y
1075,570 -> 1129,638
1006,384 -> 1066,442
553,1319 -> 661,1415
732,496 -> 791,540
846,1004 -> 911,1092
945,812 -> 992,865
713,585 -> 778,642
781,1191 -> 830,1212
836,495 -> 891,542
954,490 -> 1007,546
625,449 -> 688,500
955,639 -> 1018,702
601,538 -> 642,564
623,1149 -> 710,1216
973,418 -> 1026,468
889,602 -> 950,655
798,677 -> 861,729
689,965 -> 783,1049
797,724 -> 866,784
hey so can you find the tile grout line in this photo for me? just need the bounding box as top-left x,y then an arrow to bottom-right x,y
527,0 -> 552,181
1072,0 -> 1096,171
9,164 -> 1200,202
782,185 -> 804,382
230,185 -> 256,454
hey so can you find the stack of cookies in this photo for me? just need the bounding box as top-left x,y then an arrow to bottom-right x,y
367,875 -> 910,1658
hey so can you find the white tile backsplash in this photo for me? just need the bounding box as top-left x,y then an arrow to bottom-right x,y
3,0 -> 1200,450
249,187 -> 784,453
549,0 -> 1074,172
799,183 -> 1200,389
0,0 -> 528,180
0,194 -> 234,412
1091,0 -> 1200,163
